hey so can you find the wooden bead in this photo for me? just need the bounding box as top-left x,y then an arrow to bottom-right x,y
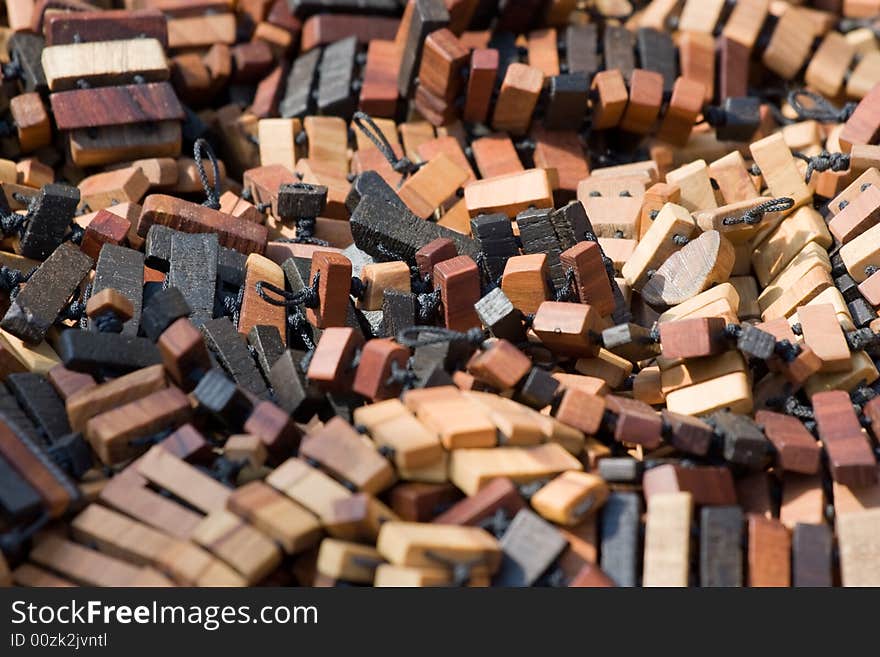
797,303 -> 851,373
554,387 -> 605,435
464,169 -> 554,218
307,327 -> 364,393
85,287 -> 134,323
619,69 -> 663,135
659,316 -> 727,359
418,28 -> 468,101
641,231 -> 735,307
747,514 -> 791,587
837,508 -> 880,586
359,39 -> 399,118
463,48 -> 498,124
80,210 -> 130,260
414,237 -> 457,280
828,183 -> 880,244
531,471 -> 608,526
433,255 -> 481,331
812,390 -> 878,487
532,301 -> 601,358
9,92 -> 51,153
358,261 -> 411,312
656,77 -> 705,147
842,82 -> 880,153
501,254 -> 550,315
157,318 -> 212,392
491,63 -> 544,136
605,395 -> 663,449
755,410 -> 821,474
762,6 -> 813,79
644,463 -> 736,506
306,251 -> 352,329
643,492 -> 692,587
352,339 -> 409,401
590,69 -> 627,130
559,241 -> 615,315
466,339 -> 531,390
238,253 -> 288,339
300,417 -> 396,494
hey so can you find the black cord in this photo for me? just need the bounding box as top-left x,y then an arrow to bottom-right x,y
193,138 -> 222,210
788,89 -> 857,124
397,326 -> 487,350
722,197 -> 795,226
792,150 -> 851,183
352,111 -> 420,184
255,274 -> 320,310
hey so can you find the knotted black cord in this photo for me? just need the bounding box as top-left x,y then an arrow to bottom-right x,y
721,197 -> 795,226
792,150 -> 851,183
275,216 -> 330,246
415,289 -> 441,324
193,138 -> 222,210
386,358 -> 418,390
788,89 -> 857,124
352,111 -> 421,186
555,268 -> 577,302
397,326 -> 488,350
255,274 -> 320,310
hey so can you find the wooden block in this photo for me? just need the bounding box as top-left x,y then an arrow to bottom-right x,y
491,63 -> 543,136
30,536 -> 169,587
749,132 -> 812,210
755,410 -> 820,474
812,390 -> 878,487
665,371 -> 752,415
433,255 -> 481,331
415,396 -> 496,449
747,514 -> 791,587
86,386 -> 191,465
167,13 -> 236,49
419,28 -> 468,102
463,48 -> 498,124
449,443 -> 582,496
761,265 -> 833,321
494,508 -> 567,586
433,476 -> 525,526
228,481 -> 320,554
354,399 -> 443,469
78,167 -> 150,212
9,92 -> 50,153
700,506 -> 743,587
351,338 -> 409,401
300,417 -> 396,494
565,23 -> 599,77
721,0 -> 768,48
805,31 -> 856,98
643,492 -> 692,587
69,121 -> 182,168
300,13 -> 397,50
315,539 -> 383,583
678,0 -> 724,32
657,77 -> 705,146
464,169 -> 553,218
600,492 -> 641,587
137,195 -> 267,255
396,0 -> 450,99
677,31 -> 714,103
762,7 -> 813,79
797,303 -> 851,373
590,69 -> 627,130
1,243 -> 92,345
847,52 -> 880,100
603,24 -> 635,81
137,445 -> 230,515
840,81 -> 880,153
42,38 -> 169,91
620,69 -> 663,135
399,153 -> 468,219
666,159 -> 717,212
237,254 -> 287,340
50,83 -> 183,132
659,316 -> 727,359
500,254 -> 549,315
641,230 -> 735,307
471,133 -> 523,180
753,207 -> 831,287
359,39 -> 400,118
377,521 -> 500,575
837,508 -> 880,586
531,471 -> 608,526
532,301 -> 600,358
190,510 -> 280,584
780,473 -> 825,530
267,457 -> 352,521
559,241 -> 615,315
46,9 -> 169,48
829,184 -> 880,244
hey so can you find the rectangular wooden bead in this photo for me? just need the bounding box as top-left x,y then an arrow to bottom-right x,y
463,47 -> 498,124
42,38 -> 169,91
748,514 -> 791,587
45,9 -> 169,48
448,443 -> 582,496
643,492 -> 692,587
491,63 -> 543,136
812,390 -> 878,487
600,492 -> 641,587
50,82 -> 184,131
837,508 -> 880,586
700,506 -> 743,587
840,80 -> 880,153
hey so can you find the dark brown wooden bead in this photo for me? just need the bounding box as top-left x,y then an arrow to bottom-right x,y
415,237 -> 457,280
812,390 -> 878,487
605,395 -> 662,449
643,464 -> 737,506
244,400 -> 302,463
157,318 -> 212,392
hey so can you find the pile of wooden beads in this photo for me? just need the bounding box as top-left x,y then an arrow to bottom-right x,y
0,0 -> 879,589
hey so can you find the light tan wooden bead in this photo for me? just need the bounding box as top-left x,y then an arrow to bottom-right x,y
642,492 -> 692,587
666,159 -> 718,212
750,132 -> 813,210
449,443 -> 583,496
530,471 -> 609,526
358,261 -> 411,311
837,508 -> 880,587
